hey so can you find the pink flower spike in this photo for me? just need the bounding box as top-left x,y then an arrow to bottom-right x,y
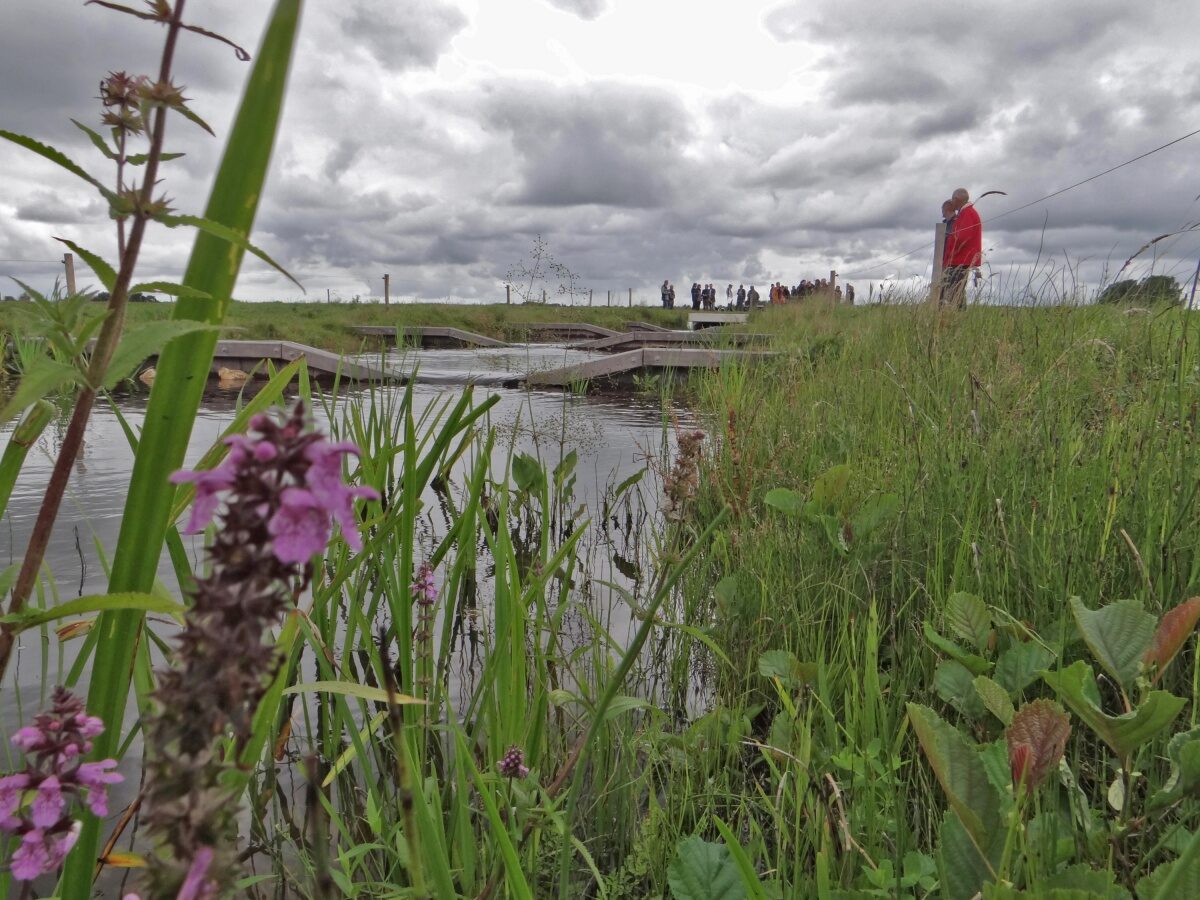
178,846 -> 217,900
31,775 -> 65,829
268,488 -> 332,564
78,760 -> 123,817
78,714 -> 105,738
47,820 -> 81,869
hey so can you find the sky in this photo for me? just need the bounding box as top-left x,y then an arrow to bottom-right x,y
2,0 -> 1200,304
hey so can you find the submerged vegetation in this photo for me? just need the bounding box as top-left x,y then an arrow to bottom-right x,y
4,1 -> 1200,898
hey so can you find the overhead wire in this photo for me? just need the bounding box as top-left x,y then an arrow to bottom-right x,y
837,124 -> 1200,280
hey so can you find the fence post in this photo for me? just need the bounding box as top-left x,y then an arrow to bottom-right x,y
628,288 -> 632,308
63,253 -> 76,295
589,288 -> 593,307
607,290 -> 611,307
829,269 -> 837,300
383,273 -> 390,308
930,222 -> 947,305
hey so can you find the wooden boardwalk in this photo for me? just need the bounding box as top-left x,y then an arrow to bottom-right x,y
522,322 -> 622,342
624,320 -> 672,332
689,312 -> 749,329
349,325 -> 506,348
574,330 -> 770,353
210,340 -> 393,382
525,348 -> 774,388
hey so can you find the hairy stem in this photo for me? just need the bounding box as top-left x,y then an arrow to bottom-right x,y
0,0 -> 188,682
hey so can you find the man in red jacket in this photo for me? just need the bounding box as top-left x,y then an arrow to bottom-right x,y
943,187 -> 982,309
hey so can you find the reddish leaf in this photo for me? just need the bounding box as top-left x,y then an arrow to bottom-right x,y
1144,597 -> 1200,683
1007,699 -> 1071,792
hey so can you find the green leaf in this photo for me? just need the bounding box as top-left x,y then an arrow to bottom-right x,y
924,621 -> 992,675
128,281 -> 212,300
282,680 -> 425,706
758,649 -> 819,690
603,695 -> 652,721
0,592 -> 184,631
322,711 -> 388,786
101,320 -> 220,389
1042,661 -> 1184,760
946,592 -> 992,649
907,703 -> 1001,845
124,151 -> 185,166
0,356 -> 80,427
53,238 -> 116,291
0,130 -> 118,203
667,835 -> 748,900
994,641 -> 1057,696
849,492 -> 900,541
512,453 -> 545,493
763,487 -> 803,516
939,808 -> 1001,900
934,660 -> 986,719
1070,597 -> 1156,690
158,212 -> 302,290
1041,863 -> 1130,899
711,818 -> 769,900
974,676 -> 1015,726
1148,727 -> 1200,810
1007,699 -> 1071,791
1140,823 -> 1200,899
71,119 -> 117,160
613,468 -> 644,499
807,463 -> 852,513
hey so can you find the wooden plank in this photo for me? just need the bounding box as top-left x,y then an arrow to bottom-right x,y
525,347 -> 775,387
576,331 -> 770,353
524,349 -> 645,387
688,312 -> 748,328
624,320 -> 671,332
523,322 -> 622,340
349,325 -> 506,348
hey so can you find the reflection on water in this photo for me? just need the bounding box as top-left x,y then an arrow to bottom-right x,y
1,345 -> 686,704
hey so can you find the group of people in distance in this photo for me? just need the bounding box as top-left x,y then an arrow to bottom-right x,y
938,187 -> 983,308
659,279 -> 855,310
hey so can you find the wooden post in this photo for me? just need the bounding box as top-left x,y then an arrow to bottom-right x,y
607,290 -> 611,307
326,288 -> 331,304
829,269 -> 837,299
589,288 -> 593,307
931,222 -> 947,305
63,253 -> 76,296
628,288 -> 632,308
506,284 -> 511,305
382,273 -> 390,308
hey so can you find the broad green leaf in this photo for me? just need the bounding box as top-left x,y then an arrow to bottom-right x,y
1041,863 -> 1130,899
1148,727 -> 1200,810
1042,661 -> 1185,759
603,695 -> 652,721
711,818 -> 769,900
71,119 -> 117,160
939,808 -> 1001,900
54,238 -> 117,291
512,453 -> 545,492
1144,597 -> 1200,684
924,621 -> 992,675
946,592 -> 992,649
282,680 -> 424,705
0,356 -> 80,427
0,592 -> 184,631
763,487 -> 803,516
158,212 -> 302,290
974,676 -> 1015,726
1140,823 -> 1200,899
1007,699 -> 1070,791
758,649 -> 818,690
613,468 -> 644,499
101,320 -> 219,389
0,130 -> 118,203
807,463 -> 852,513
907,703 -> 1001,844
667,835 -> 748,900
128,281 -> 212,300
994,641 -> 1057,696
934,659 -> 986,719
1070,597 -> 1156,690
0,400 -> 55,522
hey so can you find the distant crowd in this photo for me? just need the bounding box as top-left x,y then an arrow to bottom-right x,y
660,279 -> 855,310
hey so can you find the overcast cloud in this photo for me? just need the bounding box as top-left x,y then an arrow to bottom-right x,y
2,0 -> 1199,303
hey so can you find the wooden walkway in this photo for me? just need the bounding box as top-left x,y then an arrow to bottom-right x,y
210,340 -> 393,382
525,348 -> 774,388
349,325 -> 506,348
574,330 -> 770,353
523,322 -> 622,342
624,320 -> 672,332
689,312 -> 749,329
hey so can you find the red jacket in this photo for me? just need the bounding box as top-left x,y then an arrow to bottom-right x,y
945,205 -> 982,268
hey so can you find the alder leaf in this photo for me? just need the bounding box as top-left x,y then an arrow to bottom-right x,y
1007,699 -> 1071,791
1144,597 -> 1200,684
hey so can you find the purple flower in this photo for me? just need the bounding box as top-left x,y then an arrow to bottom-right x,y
497,746 -> 530,779
268,488 -> 332,564
304,440 -> 379,550
0,773 -> 29,828
11,829 -> 51,881
411,561 -> 437,607
178,847 -> 217,900
30,775 -> 64,828
77,760 -> 122,816
168,449 -> 242,534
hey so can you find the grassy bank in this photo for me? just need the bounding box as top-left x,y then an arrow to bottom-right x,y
0,300 -> 689,354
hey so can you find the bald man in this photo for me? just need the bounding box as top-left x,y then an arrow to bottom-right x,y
943,188 -> 982,309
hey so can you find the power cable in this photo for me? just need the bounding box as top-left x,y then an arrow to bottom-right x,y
838,125 -> 1200,280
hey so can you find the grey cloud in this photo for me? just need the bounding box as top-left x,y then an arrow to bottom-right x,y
340,0 -> 467,73
15,192 -> 107,225
543,0 -> 610,20
830,65 -> 949,106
